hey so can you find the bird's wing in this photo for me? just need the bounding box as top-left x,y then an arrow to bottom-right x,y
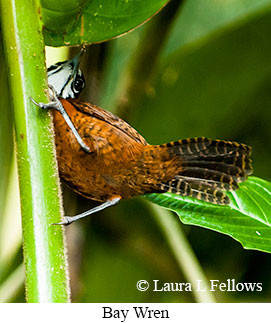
67,99 -> 147,145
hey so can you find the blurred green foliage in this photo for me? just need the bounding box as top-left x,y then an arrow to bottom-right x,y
76,0 -> 271,302
0,37 -> 13,239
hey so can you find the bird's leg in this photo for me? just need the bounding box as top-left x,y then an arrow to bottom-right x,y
52,197 -> 121,226
30,85 -> 91,154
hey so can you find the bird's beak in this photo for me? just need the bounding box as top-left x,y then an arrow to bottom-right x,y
70,48 -> 84,77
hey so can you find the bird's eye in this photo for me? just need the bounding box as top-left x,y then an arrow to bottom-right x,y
73,77 -> 85,93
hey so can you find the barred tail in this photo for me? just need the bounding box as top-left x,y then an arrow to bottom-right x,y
159,137 -> 253,205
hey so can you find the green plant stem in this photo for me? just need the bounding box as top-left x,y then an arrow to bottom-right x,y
148,202 -> 216,303
0,0 -> 70,302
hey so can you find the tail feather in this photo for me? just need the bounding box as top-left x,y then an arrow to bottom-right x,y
158,137 -> 252,205
181,161 -> 246,181
175,175 -> 238,191
177,167 -> 239,189
160,177 -> 230,205
195,154 -> 252,175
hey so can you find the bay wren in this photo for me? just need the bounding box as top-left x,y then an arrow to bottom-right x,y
31,53 -> 253,225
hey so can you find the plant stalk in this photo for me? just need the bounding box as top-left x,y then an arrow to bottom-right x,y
148,202 -> 216,303
0,0 -> 70,302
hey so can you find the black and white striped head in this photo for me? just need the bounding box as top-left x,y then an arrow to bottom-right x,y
47,52 -> 85,99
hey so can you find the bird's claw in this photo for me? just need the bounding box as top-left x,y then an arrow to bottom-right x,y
51,216 -> 73,226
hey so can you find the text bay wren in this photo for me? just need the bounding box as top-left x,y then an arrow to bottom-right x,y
32,53 -> 253,225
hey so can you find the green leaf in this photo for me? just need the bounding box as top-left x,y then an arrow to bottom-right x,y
146,177 -> 271,254
228,177 -> 271,226
42,0 -> 169,47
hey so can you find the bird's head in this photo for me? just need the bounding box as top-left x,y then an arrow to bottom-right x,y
47,51 -> 85,99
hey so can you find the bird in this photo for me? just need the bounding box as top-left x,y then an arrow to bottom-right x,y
31,52 -> 253,225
